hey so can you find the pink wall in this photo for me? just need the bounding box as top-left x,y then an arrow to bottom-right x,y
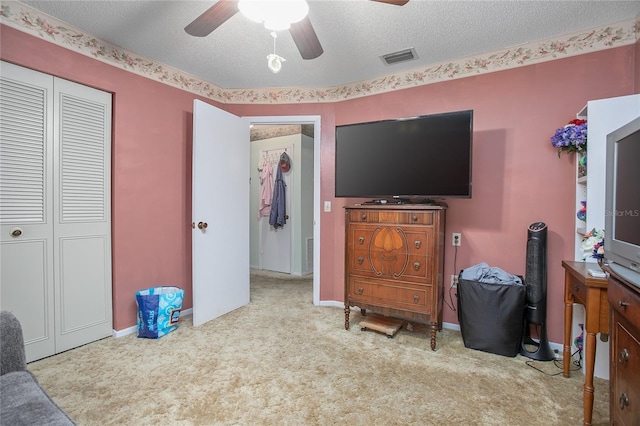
2,24 -> 637,343
1,25 -> 224,330
232,47 -> 637,343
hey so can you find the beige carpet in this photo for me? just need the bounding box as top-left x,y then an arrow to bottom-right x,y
28,272 -> 609,425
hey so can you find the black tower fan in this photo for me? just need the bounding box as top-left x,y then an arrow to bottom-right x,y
521,222 -> 555,360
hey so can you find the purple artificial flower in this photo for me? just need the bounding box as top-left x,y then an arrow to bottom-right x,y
550,121 -> 587,157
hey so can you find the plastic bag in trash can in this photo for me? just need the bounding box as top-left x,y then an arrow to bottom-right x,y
136,286 -> 184,338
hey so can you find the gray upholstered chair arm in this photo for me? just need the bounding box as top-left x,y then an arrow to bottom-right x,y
0,311 -> 27,375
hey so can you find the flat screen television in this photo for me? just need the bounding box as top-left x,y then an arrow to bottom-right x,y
335,110 -> 473,202
605,115 -> 640,286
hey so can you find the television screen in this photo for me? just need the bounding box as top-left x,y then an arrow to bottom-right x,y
605,115 -> 640,281
335,110 -> 473,200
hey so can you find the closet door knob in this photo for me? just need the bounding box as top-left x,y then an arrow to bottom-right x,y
9,228 -> 23,238
197,221 -> 208,230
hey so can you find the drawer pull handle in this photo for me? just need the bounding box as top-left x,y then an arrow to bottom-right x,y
413,262 -> 421,271
414,240 -> 421,249
617,300 -> 630,308
574,285 -> 580,292
358,237 -> 365,244
412,215 -> 418,222
619,393 -> 629,410
358,257 -> 364,265
619,348 -> 629,364
361,214 -> 367,220
358,287 -> 364,295
413,295 -> 420,303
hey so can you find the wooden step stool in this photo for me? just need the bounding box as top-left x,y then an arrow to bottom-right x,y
359,315 -> 404,338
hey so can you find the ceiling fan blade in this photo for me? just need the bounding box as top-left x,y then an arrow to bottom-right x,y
289,16 -> 324,60
370,0 -> 409,5
185,0 -> 240,37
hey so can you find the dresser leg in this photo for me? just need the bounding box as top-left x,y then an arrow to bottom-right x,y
344,307 -> 350,330
430,324 -> 437,351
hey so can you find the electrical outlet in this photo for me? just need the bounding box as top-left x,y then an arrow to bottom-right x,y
452,233 -> 461,247
450,275 -> 458,288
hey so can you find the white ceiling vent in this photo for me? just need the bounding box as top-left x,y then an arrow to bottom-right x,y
380,48 -> 418,65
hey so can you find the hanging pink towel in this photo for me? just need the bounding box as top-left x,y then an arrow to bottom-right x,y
259,162 -> 274,216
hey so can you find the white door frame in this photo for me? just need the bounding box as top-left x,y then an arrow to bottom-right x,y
246,115 -> 321,305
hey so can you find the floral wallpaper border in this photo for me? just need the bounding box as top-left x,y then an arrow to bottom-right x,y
2,1 -> 639,105
250,124 -> 314,141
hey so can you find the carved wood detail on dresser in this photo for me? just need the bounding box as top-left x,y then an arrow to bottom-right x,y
343,205 -> 446,350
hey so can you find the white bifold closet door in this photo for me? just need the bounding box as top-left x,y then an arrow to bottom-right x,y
0,61 -> 112,362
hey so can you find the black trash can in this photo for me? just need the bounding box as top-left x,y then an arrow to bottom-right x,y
457,273 -> 526,357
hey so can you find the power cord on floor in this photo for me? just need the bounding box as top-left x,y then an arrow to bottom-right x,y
525,348 -> 583,376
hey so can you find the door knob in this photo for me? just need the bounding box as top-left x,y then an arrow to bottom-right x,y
197,221 -> 208,230
9,228 -> 23,238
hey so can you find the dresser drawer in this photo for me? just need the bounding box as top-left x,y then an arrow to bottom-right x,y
348,209 -> 434,225
349,277 -> 431,313
609,279 -> 640,327
611,320 -> 640,425
349,226 -> 431,255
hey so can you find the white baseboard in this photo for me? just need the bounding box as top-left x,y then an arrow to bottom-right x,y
112,308 -> 193,338
112,306 -> 564,353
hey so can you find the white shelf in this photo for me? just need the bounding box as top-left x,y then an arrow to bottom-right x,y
577,175 -> 587,184
576,104 -> 587,119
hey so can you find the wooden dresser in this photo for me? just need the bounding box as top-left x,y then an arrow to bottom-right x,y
607,266 -> 640,425
343,204 -> 446,350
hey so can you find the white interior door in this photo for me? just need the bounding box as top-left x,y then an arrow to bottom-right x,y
192,100 -> 250,326
53,77 -> 113,353
0,62 -> 55,362
259,145 -> 293,273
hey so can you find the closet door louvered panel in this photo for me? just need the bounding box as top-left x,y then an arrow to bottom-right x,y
0,76 -> 48,223
59,94 -> 107,222
53,78 -> 112,353
0,62 -> 56,362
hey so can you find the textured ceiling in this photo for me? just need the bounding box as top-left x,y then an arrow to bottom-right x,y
18,0 -> 640,90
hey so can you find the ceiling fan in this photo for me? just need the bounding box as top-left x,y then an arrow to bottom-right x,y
185,0 -> 409,60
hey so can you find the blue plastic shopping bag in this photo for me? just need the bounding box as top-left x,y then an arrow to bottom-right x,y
135,286 -> 184,338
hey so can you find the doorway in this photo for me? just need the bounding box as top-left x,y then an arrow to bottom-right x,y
246,116 -> 321,305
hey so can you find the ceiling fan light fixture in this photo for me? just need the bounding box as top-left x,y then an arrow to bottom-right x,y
238,0 -> 309,31
267,53 -> 286,73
